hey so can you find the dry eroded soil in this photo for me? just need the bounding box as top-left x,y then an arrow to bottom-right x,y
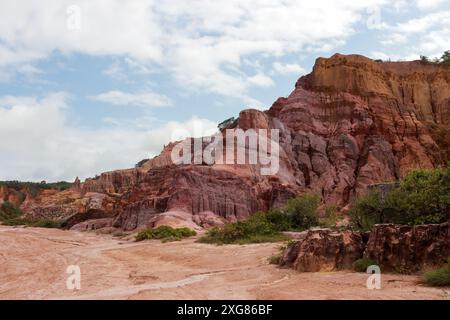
0,226 -> 448,300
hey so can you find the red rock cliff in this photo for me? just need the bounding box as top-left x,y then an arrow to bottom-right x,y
14,54 -> 450,230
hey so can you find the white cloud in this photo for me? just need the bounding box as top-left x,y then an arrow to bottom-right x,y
0,93 -> 217,181
90,90 -> 172,108
272,62 -> 305,75
247,73 -> 274,88
379,11 -> 450,59
17,64 -> 42,76
0,0 -> 393,101
103,61 -> 129,82
415,0 -> 446,9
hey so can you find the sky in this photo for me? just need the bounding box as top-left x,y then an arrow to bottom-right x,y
0,0 -> 449,182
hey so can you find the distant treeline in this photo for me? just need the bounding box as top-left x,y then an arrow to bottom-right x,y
420,50 -> 450,65
0,180 -> 72,197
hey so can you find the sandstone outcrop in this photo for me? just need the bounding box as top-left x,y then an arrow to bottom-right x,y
365,223 -> 450,272
280,223 -> 450,272
7,54 -> 450,230
280,228 -> 366,272
0,185 -> 25,207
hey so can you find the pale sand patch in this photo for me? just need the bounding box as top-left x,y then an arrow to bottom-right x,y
0,225 -> 448,300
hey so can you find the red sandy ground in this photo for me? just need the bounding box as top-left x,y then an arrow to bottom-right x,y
0,225 -> 448,300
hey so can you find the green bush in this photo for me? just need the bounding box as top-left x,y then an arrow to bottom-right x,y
441,51 -> 450,65
0,180 -> 72,198
265,209 -> 292,231
0,202 -> 64,229
350,165 -> 450,230
2,218 -> 63,228
32,219 -> 63,228
353,258 -> 377,272
320,205 -> 340,228
0,201 -> 23,220
284,194 -> 320,230
199,194 -> 320,245
423,258 -> 450,287
268,254 -> 282,265
349,190 -> 384,231
419,51 -> 450,66
136,226 -> 197,242
198,213 -> 287,245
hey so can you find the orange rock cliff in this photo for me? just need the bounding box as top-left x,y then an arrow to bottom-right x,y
3,54 -> 449,231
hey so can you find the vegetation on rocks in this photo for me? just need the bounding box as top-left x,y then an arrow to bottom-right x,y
199,194 -> 320,245
135,226 -> 197,242
268,239 -> 297,265
420,50 -> 450,65
350,165 -> 450,231
2,218 -> 64,228
199,213 -> 289,245
0,201 -> 63,228
135,159 -> 149,168
423,258 -> 450,287
353,258 -> 377,272
0,180 -> 72,198
320,205 -> 340,228
0,201 -> 23,220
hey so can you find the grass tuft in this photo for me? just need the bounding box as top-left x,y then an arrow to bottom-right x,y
136,226 -> 197,242
2,218 -> 63,228
353,257 -> 377,272
423,258 -> 450,287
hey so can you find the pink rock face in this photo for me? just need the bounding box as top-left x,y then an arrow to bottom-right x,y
365,223 -> 450,271
238,109 -> 269,130
280,229 -> 366,272
13,54 -> 450,230
0,186 -> 23,207
280,223 -> 449,272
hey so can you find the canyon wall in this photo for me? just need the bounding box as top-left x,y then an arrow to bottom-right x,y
7,54 -> 449,230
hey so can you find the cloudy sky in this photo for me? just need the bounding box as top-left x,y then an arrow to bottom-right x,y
0,0 -> 449,182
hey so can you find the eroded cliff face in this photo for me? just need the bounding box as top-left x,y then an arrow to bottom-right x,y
270,54 -> 449,207
12,54 -> 450,230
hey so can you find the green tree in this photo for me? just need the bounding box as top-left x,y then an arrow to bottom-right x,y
441,50 -> 450,65
283,194 -> 320,230
420,55 -> 430,63
349,190 -> 384,231
350,165 -> 450,230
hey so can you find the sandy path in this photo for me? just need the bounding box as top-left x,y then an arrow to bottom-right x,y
0,225 -> 448,300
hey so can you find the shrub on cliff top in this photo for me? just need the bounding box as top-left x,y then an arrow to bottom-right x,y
350,165 -> 450,231
441,51 -> 450,65
0,180 -> 72,199
136,226 -> 197,242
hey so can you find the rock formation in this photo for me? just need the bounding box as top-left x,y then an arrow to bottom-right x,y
365,223 -> 450,272
280,228 -> 367,272
280,223 -> 450,272
6,54 -> 449,231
